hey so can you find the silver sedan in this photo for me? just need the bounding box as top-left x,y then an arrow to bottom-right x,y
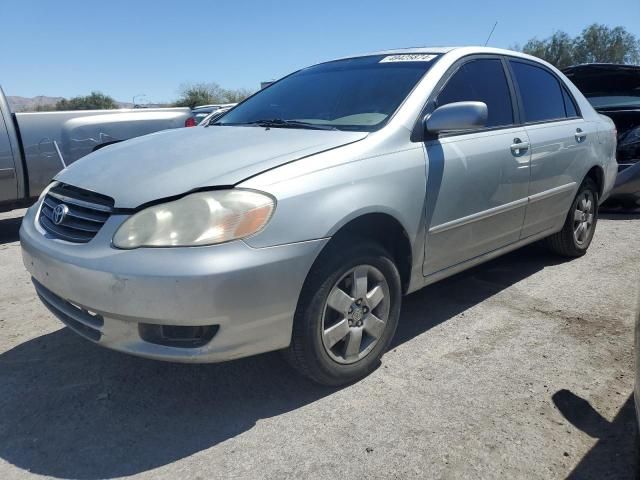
20,47 -> 617,385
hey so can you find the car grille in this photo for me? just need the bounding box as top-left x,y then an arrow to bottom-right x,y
39,183 -> 114,243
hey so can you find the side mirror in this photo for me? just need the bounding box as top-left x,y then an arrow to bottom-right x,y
425,101 -> 488,135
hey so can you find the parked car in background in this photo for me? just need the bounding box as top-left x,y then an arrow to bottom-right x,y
198,106 -> 234,126
187,103 -> 237,126
0,86 -> 192,212
20,47 -> 617,385
563,64 -> 640,209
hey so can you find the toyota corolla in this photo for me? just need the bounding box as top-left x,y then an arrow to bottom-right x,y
20,47 -> 617,385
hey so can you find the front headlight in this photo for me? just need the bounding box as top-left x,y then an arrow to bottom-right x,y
113,189 -> 275,249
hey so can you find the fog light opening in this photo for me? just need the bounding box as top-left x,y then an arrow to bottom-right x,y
138,323 -> 219,348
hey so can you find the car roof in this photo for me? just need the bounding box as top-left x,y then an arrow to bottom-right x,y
333,46 -> 547,64
364,46 -> 458,55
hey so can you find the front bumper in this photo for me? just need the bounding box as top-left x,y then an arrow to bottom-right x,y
20,203 -> 327,362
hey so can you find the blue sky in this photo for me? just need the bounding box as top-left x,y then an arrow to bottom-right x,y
2,0 -> 639,103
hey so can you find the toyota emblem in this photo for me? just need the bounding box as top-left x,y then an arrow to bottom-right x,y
52,204 -> 69,225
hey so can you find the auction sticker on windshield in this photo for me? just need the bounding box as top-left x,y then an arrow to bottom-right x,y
380,54 -> 436,63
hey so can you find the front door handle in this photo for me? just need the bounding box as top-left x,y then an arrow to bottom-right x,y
575,128 -> 587,143
510,138 -> 530,156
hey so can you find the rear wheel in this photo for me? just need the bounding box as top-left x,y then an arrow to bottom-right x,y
284,241 -> 401,386
546,177 -> 599,257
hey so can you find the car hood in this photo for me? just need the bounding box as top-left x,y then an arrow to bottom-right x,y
55,125 -> 368,208
563,63 -> 640,99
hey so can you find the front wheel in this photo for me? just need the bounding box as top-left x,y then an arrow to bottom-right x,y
284,241 -> 402,386
545,177 -> 599,257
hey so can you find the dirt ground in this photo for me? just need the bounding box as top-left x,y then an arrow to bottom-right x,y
0,208 -> 638,480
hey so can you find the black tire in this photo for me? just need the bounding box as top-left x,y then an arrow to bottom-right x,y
284,240 -> 402,386
545,177 -> 599,257
635,409 -> 640,480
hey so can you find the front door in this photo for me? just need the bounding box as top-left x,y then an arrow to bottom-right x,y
423,57 -> 531,275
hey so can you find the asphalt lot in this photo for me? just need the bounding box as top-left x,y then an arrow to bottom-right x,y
0,208 -> 638,480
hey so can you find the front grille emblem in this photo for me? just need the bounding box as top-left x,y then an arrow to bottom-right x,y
52,204 -> 69,225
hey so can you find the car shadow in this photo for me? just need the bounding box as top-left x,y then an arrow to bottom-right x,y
600,212 -> 640,220
392,242 -> 568,347
0,215 -> 22,245
552,389 -> 638,479
0,242 -> 569,479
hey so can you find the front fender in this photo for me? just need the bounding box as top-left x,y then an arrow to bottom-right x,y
240,142 -> 427,250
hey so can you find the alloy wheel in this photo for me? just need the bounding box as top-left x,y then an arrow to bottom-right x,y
321,265 -> 391,364
573,190 -> 595,246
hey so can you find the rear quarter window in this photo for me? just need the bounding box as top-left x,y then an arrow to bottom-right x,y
562,87 -> 579,117
510,61 -> 566,123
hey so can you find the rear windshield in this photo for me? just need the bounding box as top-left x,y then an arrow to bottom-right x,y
215,54 -> 440,132
193,112 -> 211,123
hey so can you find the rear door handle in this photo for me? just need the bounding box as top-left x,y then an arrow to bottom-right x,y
575,128 -> 587,143
510,138 -> 530,156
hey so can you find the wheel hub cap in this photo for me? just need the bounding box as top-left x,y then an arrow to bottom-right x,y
321,265 -> 391,364
572,190 -> 595,246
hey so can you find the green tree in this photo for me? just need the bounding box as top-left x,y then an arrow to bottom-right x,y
33,104 -> 56,112
174,82 -> 254,108
520,24 -> 640,68
521,31 -> 576,69
174,83 -> 226,108
55,91 -> 118,111
222,87 -> 253,104
573,24 -> 640,64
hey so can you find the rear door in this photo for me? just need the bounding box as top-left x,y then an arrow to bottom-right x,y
0,110 -> 18,203
508,59 -> 592,237
423,57 -> 531,275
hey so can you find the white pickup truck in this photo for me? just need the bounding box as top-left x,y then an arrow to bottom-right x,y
0,86 -> 191,212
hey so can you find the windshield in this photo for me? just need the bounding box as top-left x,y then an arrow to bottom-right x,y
193,111 -> 212,123
215,54 -> 440,132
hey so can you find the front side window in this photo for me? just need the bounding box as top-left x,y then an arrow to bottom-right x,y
216,54 -> 440,132
436,58 -> 514,128
510,61 -> 566,123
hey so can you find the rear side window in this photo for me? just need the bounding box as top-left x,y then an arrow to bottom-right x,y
436,59 -> 514,128
510,61 -> 566,122
562,88 -> 579,117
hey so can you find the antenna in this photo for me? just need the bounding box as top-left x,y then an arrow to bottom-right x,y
484,21 -> 498,46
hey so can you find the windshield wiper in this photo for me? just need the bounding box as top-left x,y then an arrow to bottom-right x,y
222,118 -> 338,130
